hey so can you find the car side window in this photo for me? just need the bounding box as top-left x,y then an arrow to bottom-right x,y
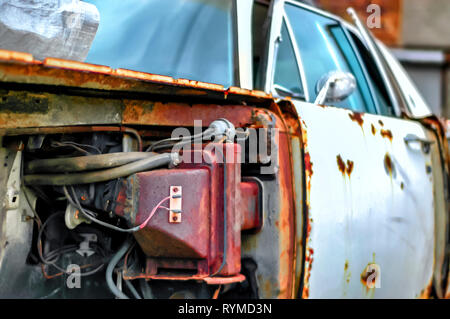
273,20 -> 304,99
284,3 -> 373,113
348,32 -> 395,116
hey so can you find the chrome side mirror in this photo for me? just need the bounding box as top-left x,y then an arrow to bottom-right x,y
314,71 -> 356,105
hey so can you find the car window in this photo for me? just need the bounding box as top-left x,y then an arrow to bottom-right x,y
349,32 -> 395,116
273,20 -> 304,98
284,3 -> 371,113
84,0 -> 235,87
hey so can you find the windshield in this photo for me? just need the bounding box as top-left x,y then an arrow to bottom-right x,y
84,0 -> 235,87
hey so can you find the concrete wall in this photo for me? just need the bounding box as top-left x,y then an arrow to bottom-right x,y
404,64 -> 444,116
401,0 -> 450,49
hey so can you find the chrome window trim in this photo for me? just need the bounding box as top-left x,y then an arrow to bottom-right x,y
284,0 -> 345,22
235,0 -> 254,89
263,0 -> 311,101
263,0 -> 284,93
346,8 -> 401,117
282,12 -> 310,102
341,26 -> 381,114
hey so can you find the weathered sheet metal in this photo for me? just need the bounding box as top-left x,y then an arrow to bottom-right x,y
295,101 -> 435,298
0,49 -> 275,132
240,108 -> 297,299
0,49 -> 272,107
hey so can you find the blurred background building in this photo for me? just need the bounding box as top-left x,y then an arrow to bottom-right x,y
307,0 -> 450,118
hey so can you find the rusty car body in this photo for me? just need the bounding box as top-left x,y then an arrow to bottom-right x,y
0,0 -> 448,299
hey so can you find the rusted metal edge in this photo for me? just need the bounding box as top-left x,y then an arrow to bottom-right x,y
0,49 -> 272,104
122,273 -> 246,285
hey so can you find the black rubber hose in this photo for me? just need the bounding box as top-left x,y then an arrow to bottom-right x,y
106,237 -> 133,300
25,152 -> 157,174
24,152 -> 179,186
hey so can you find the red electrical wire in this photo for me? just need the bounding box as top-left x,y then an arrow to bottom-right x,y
139,196 -> 171,229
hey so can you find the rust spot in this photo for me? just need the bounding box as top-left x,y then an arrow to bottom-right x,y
384,153 -> 393,175
371,124 -> 377,135
302,287 -> 309,299
44,57 -> 113,74
360,263 -> 379,290
344,260 -> 351,284
378,120 -> 384,126
302,247 -> 314,299
306,220 -> 311,238
115,68 -> 175,84
348,112 -> 364,127
337,155 -> 354,177
418,282 -> 433,299
380,129 -> 393,141
302,217 -> 314,299
304,152 -> 313,177
0,49 -> 35,63
346,160 -> 354,177
337,155 -> 346,175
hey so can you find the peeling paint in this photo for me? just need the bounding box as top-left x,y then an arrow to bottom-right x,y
384,153 -> 393,176
304,152 -> 313,177
348,112 -> 364,127
337,155 -> 346,176
346,160 -> 354,177
380,129 -> 393,141
344,260 -> 351,285
336,155 -> 354,178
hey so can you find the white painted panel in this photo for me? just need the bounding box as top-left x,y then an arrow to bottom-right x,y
295,101 -> 435,298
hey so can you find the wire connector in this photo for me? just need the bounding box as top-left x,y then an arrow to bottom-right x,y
169,186 -> 182,223
209,118 -> 236,142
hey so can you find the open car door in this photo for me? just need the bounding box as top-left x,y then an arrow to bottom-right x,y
263,0 -> 444,298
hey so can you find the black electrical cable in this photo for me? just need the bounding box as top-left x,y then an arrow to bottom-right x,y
51,141 -> 101,155
106,237 -> 134,299
64,186 -> 141,233
43,245 -> 78,263
23,155 -> 105,277
37,212 -> 106,277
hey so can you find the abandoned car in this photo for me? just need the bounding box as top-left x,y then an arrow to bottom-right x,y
0,0 -> 448,299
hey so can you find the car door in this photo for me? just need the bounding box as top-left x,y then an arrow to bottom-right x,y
376,39 -> 449,299
264,0 -> 438,298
